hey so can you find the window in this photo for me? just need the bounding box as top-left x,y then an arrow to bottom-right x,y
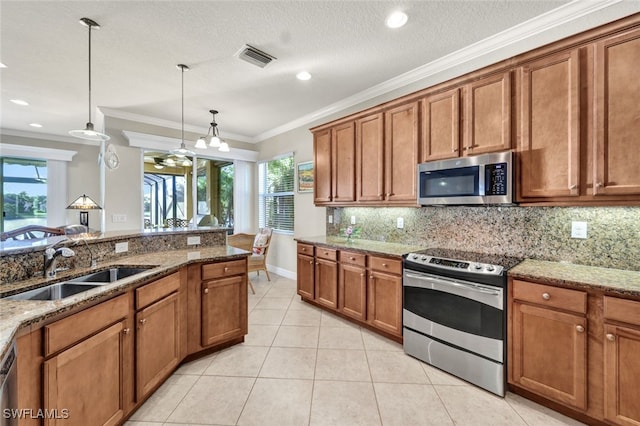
1,157 -> 48,232
258,154 -> 294,233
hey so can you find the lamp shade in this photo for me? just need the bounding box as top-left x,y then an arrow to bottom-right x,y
66,194 -> 102,210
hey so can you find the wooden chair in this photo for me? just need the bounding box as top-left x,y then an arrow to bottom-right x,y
227,228 -> 273,294
1,225 -> 65,241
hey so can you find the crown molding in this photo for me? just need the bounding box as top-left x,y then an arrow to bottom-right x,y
254,0 -> 632,142
0,142 -> 77,161
0,128 -> 101,146
99,107 -> 253,143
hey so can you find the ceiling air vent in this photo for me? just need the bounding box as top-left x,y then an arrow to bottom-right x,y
236,45 -> 276,68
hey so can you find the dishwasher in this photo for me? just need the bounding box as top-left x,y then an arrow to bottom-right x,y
0,344 -> 17,426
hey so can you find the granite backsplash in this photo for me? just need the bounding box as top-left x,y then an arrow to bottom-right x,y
327,206 -> 640,271
0,229 -> 227,284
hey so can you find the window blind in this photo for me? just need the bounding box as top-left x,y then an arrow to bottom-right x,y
258,155 -> 294,232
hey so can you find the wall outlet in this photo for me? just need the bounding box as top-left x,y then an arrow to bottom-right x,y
328,215 -> 333,224
350,215 -> 356,225
112,214 -> 127,223
115,242 -> 129,253
187,236 -> 201,246
397,217 -> 404,229
571,221 -> 588,239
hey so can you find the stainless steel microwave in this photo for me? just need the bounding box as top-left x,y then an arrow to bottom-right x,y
417,151 -> 513,205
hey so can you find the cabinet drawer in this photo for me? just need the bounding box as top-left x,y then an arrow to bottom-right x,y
512,280 -> 586,314
44,293 -> 130,357
316,247 -> 337,261
297,243 -> 314,256
604,296 -> 640,326
136,272 -> 180,310
369,256 -> 402,275
202,259 -> 246,281
339,250 -> 366,267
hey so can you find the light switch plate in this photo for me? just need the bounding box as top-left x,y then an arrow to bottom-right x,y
115,242 -> 129,253
112,214 -> 127,223
187,236 -> 201,246
397,217 -> 404,229
571,221 -> 588,239
350,216 -> 356,225
328,215 -> 333,224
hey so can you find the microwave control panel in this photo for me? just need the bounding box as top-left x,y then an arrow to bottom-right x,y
485,163 -> 507,196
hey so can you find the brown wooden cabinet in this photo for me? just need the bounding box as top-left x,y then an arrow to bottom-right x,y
421,88 -> 460,161
315,248 -> 338,309
338,251 -> 367,321
510,280 -> 588,411
135,273 -> 181,400
313,128 -> 332,203
517,50 -> 581,200
367,257 -> 402,336
332,122 -> 356,203
603,296 -> 640,425
356,113 -> 385,202
201,274 -> 248,347
42,294 -> 133,426
594,27 -> 640,197
297,243 -> 315,299
384,102 -> 419,203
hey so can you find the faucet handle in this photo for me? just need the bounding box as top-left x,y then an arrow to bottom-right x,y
60,248 -> 75,257
45,247 -> 56,259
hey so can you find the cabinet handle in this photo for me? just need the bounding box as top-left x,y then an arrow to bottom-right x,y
370,275 -> 374,279
452,148 -> 458,152
462,147 -> 468,151
350,257 -> 356,261
203,288 -> 209,294
606,333 -> 615,341
360,273 -> 365,277
576,325 -> 585,333
123,328 -> 130,335
596,182 -> 603,188
569,184 -> 577,190
139,319 -> 147,325
382,263 -> 388,267
224,267 -> 229,272
309,260 -> 313,265
316,262 -> 319,265
542,292 -> 550,300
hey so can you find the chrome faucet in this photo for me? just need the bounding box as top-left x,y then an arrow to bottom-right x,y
44,239 -> 75,278
80,238 -> 97,268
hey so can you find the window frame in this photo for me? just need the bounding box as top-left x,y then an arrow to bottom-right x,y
257,153 -> 295,235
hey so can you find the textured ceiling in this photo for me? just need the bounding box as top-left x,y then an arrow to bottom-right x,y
0,0 -> 627,144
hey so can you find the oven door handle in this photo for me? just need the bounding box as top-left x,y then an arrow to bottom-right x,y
404,273 -> 501,296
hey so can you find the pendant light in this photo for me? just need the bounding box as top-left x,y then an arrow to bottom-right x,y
69,18 -> 110,142
170,64 -> 196,158
195,109 -> 231,152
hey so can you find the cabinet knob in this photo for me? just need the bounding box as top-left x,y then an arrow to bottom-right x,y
576,325 -> 585,333
350,257 -> 356,261
139,319 -> 147,325
542,292 -> 551,300
382,263 -> 388,267
463,147 -> 468,151
360,273 -> 365,277
370,275 -> 374,279
302,247 -> 306,251
204,288 -> 209,294
123,328 -> 130,335
569,184 -> 577,190
309,260 -> 313,265
224,267 -> 229,272
596,182 -> 603,188
316,262 -> 319,265
606,333 -> 616,341
452,148 -> 458,152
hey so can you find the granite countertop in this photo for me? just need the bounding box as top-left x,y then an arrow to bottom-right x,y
509,259 -> 640,297
295,236 -> 423,257
0,245 -> 249,363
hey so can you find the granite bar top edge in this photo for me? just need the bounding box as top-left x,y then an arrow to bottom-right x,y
0,245 -> 249,364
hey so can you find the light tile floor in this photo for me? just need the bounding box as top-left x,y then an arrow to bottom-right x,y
126,273 -> 585,426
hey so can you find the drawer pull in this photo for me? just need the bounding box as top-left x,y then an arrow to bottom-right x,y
542,292 -> 551,300
203,288 -> 209,294
382,263 -> 388,267
350,257 -> 356,261
360,273 -> 365,277
370,275 -> 374,279
596,182 -> 603,188
302,247 -> 306,251
224,267 -> 229,272
606,333 -> 615,341
139,319 -> 147,325
576,325 -> 585,333
569,184 -> 577,190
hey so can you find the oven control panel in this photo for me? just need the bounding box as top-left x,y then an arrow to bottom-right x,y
405,254 -> 504,276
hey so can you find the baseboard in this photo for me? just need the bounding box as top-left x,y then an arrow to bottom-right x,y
266,264 -> 296,280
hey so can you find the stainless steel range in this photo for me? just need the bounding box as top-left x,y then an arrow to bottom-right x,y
402,249 -> 520,396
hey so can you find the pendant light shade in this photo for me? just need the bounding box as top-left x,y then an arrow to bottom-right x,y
69,18 -> 110,142
170,64 -> 196,158
197,109 -> 229,152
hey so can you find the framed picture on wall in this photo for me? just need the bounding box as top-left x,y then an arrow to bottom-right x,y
297,161 -> 314,193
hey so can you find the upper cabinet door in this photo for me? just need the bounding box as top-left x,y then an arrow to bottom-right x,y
594,28 -> 640,196
421,88 -> 460,161
385,102 -> 419,203
332,122 -> 356,202
518,50 -> 581,199
463,71 -> 512,156
313,128 -> 332,204
356,113 -> 385,202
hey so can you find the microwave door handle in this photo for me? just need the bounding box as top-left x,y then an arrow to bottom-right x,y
478,164 -> 486,196
404,273 -> 500,296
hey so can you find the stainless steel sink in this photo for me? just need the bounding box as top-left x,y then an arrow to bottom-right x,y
68,267 -> 154,283
5,282 -> 103,301
4,266 -> 155,301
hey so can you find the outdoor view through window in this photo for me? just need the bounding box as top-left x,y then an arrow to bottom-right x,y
1,157 -> 47,233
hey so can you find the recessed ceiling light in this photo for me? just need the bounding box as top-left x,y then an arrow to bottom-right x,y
29,123 -> 43,128
386,11 -> 408,29
0,63 -> 7,68
10,99 -> 29,106
296,71 -> 312,81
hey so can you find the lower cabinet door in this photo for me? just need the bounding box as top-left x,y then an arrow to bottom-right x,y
43,320 -> 130,426
604,323 -> 640,425
511,302 -> 587,410
315,258 -> 338,309
367,270 -> 402,336
297,253 -> 315,299
338,263 -> 366,321
201,275 -> 248,347
136,292 -> 180,400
